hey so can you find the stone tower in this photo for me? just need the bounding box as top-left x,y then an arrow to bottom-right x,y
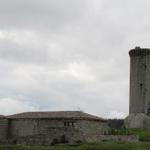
125,47 -> 150,129
129,47 -> 150,115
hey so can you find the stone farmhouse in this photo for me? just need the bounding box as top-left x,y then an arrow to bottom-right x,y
0,111 -> 110,145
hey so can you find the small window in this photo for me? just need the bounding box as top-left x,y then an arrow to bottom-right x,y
71,122 -> 75,127
64,121 -> 75,127
64,122 -> 67,126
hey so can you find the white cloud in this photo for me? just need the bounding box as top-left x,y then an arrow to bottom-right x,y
107,110 -> 127,119
60,62 -> 96,81
0,97 -> 38,115
0,30 -> 6,39
0,29 -> 39,45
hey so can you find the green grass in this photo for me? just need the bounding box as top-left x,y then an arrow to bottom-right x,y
1,142 -> 150,150
127,129 -> 150,142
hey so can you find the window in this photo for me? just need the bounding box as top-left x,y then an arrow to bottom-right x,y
64,121 -> 75,127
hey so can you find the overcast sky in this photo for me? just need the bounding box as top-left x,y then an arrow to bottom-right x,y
0,0 -> 150,118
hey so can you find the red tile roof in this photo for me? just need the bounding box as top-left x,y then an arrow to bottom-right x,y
7,111 -> 106,122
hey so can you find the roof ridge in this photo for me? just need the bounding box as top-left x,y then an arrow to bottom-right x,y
7,110 -> 83,116
7,111 -> 106,122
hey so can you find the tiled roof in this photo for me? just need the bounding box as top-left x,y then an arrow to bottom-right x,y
7,111 -> 106,122
0,115 -> 5,119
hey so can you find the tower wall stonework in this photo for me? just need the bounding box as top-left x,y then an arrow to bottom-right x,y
125,47 -> 150,129
129,48 -> 150,115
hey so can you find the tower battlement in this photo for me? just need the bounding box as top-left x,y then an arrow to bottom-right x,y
129,47 -> 150,56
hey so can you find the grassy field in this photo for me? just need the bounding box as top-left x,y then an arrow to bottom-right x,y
0,142 -> 150,150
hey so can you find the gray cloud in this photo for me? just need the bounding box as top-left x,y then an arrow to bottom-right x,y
0,39 -> 48,64
1,0 -> 150,118
0,0 -> 87,31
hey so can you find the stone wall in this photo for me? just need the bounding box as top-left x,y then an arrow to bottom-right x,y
1,118 -> 138,145
125,113 -> 150,130
8,119 -> 110,145
77,120 -> 110,135
14,127 -> 83,145
84,134 -> 139,143
0,119 -> 8,143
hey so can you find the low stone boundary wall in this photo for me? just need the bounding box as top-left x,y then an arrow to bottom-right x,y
85,134 -> 139,143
